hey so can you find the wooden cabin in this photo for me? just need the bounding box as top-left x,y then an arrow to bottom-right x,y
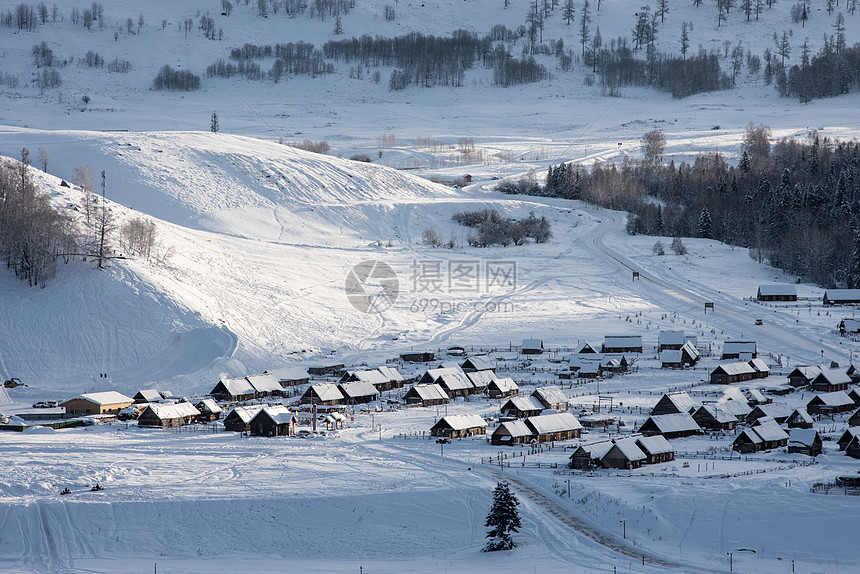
788,429 -> 823,456
757,284 -> 797,301
721,341 -> 757,360
785,408 -> 813,429
531,386 -> 569,411
807,391 -> 855,415
602,335 -> 643,354
403,384 -> 449,407
710,362 -> 757,385
521,338 -> 544,354
210,377 -> 257,402
461,356 -> 495,373
249,406 -> 297,437
133,389 -> 164,404
733,420 -> 788,453
500,396 -> 545,418
810,369 -> 851,392
635,434 -> 675,464
337,381 -> 380,404
195,399 -> 223,422
429,414 -> 486,438
524,412 -> 582,443
786,366 -> 821,388
486,377 -> 519,399
299,383 -> 345,406
637,413 -> 701,439
222,405 -> 265,432
745,404 -> 792,424
692,404 -> 738,431
137,402 -> 200,427
490,420 -> 534,446
823,289 -> 860,306
270,366 -> 310,387
651,392 -> 697,416
601,437 -> 647,469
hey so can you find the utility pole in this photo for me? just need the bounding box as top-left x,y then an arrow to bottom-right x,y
98,170 -> 108,269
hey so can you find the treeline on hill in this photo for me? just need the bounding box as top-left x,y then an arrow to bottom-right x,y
500,128 -> 860,288
0,152 -> 77,287
783,21 -> 860,102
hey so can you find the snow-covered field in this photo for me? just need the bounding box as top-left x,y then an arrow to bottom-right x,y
2,0 -> 860,572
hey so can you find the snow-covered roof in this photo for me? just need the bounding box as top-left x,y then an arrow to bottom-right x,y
842,318 -> 860,332
813,368 -> 852,386
224,404 -> 265,423
532,386 -> 568,406
255,405 -> 295,424
143,402 -> 200,420
467,370 -> 497,387
661,392 -> 697,414
343,369 -> 388,385
526,412 -> 581,434
217,377 -> 256,396
574,440 -> 614,459
658,330 -> 686,346
521,338 -> 543,350
462,355 -> 495,371
758,284 -> 797,297
503,396 -> 545,413
788,428 -> 819,447
660,350 -> 683,363
604,335 -> 642,348
196,398 -> 222,413
696,404 -> 737,424
714,362 -> 756,376
749,358 -> 769,373
68,391 -> 134,406
377,365 -> 404,382
720,398 -> 752,417
737,429 -> 764,445
489,377 -> 518,393
787,408 -> 813,423
135,389 -> 164,402
269,366 -> 310,381
788,365 -> 822,380
407,384 -> 449,401
723,341 -> 757,354
809,390 -> 854,407
635,434 -> 673,456
611,436 -> 647,461
825,289 -> 860,301
745,388 -> 768,403
495,420 -> 533,438
308,383 -> 345,402
437,372 -> 474,391
434,413 -> 486,431
424,366 -> 464,381
644,413 -> 700,433
750,419 -> 789,442
246,373 -> 282,393
750,403 -> 793,419
338,381 -> 379,398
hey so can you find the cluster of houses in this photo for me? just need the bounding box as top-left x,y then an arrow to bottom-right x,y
756,284 -> 860,307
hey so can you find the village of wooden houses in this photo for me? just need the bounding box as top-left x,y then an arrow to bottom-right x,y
5,284 -> 860,492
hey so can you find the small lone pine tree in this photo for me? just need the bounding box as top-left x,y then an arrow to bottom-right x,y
483,481 -> 521,552
211,111 -> 219,133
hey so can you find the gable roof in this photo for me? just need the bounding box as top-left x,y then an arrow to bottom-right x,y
462,355 -> 495,372
787,408 -> 813,424
377,365 -> 404,382
342,369 -> 388,385
695,404 -> 738,424
216,377 -> 256,396
433,413 -> 486,431
808,390 -> 854,407
720,398 -> 752,417
467,370 -> 497,387
713,362 -> 757,376
437,371 -> 474,391
522,338 -> 543,350
812,368 -> 852,386
407,383 -> 449,401
502,396 -> 545,413
658,330 -> 686,347
307,383 -> 345,402
532,386 -> 568,406
224,404 -> 265,423
723,341 -> 757,354
610,436 -> 647,461
749,358 -> 770,373
642,413 -> 700,433
424,366 -> 464,382
489,377 -> 518,393
749,419 -> 789,442
142,402 -> 200,420
604,335 -> 643,348
495,420 -> 533,438
526,412 -> 582,434
825,289 -> 860,302
788,428 -> 819,448
660,392 -> 697,414
196,398 -> 223,414
745,388 -> 768,403
338,381 -> 379,399
68,391 -> 134,406
134,389 -> 164,403
246,373 -> 282,393
635,434 -> 674,456
253,405 -> 296,425
749,403 -> 793,419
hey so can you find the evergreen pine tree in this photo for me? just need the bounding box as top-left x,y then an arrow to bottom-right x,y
850,229 -> 860,289
483,481 -> 521,552
211,111 -> 219,133
698,207 -> 712,238
739,150 -> 751,173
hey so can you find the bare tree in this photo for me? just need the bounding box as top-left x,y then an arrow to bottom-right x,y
742,122 -> 772,161
37,146 -> 51,172
641,129 -> 666,162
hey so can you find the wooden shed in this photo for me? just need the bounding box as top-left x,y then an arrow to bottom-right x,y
500,396 -> 545,418
810,369 -> 851,392
461,355 -> 495,373
337,381 -> 380,404
788,429 -> 822,456
486,377 -> 519,399
807,390 -> 855,415
601,437 -> 647,469
692,404 -> 738,431
194,399 -> 223,422
569,441 -> 613,470
785,408 -> 813,429
710,362 -> 757,385
223,405 -> 265,432
721,341 -> 757,360
521,338 -> 544,354
651,392 -> 698,416
635,434 -> 675,464
133,389 -> 164,404
602,335 -> 643,354
269,366 -> 310,387
430,414 -> 487,438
